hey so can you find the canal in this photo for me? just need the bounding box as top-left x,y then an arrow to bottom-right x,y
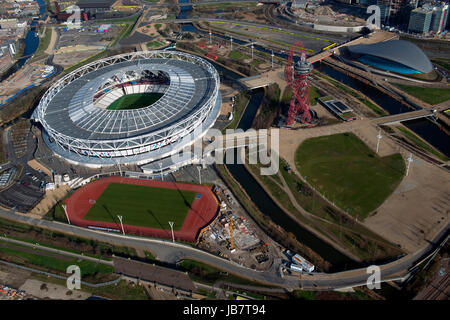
315,62 -> 450,158
226,153 -> 360,271
175,7 -> 449,157
0,0 -> 46,82
202,57 -> 360,270
173,22 -> 446,269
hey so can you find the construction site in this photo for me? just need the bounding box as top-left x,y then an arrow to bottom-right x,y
198,184 -> 279,271
0,61 -> 53,105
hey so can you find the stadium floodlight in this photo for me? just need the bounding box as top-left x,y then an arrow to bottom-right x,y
117,215 -> 125,235
406,153 -> 414,176
159,162 -> 163,181
376,129 -> 382,154
168,221 -> 175,243
197,166 -> 202,185
62,204 -> 71,225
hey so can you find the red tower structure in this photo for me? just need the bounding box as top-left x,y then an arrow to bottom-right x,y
285,42 -> 313,125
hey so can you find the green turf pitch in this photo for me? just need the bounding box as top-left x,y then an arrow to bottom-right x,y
295,133 -> 405,219
107,93 -> 164,110
83,183 -> 197,230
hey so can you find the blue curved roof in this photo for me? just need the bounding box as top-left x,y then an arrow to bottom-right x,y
347,40 -> 433,74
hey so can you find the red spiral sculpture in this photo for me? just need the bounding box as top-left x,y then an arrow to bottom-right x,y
285,42 -> 312,125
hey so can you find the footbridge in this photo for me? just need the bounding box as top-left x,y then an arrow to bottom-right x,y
373,109 -> 439,126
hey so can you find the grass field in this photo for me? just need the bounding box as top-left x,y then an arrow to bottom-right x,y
107,93 -> 164,110
83,183 -> 197,230
295,133 -> 405,219
0,243 -> 114,277
396,84 -> 450,105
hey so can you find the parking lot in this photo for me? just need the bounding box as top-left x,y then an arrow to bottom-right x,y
55,25 -> 118,51
0,166 -> 49,213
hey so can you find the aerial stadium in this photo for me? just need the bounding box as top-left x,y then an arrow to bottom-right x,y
33,51 -> 221,167
345,40 -> 434,76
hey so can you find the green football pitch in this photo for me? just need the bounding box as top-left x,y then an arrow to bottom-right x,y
83,183 -> 197,230
295,132 -> 405,219
107,93 -> 164,110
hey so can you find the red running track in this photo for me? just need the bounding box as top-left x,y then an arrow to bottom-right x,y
64,176 -> 219,242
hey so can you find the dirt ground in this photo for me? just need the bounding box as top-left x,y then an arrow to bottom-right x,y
19,279 -> 91,300
364,156 -> 450,253
0,264 -> 32,289
44,27 -> 57,55
138,24 -> 159,37
53,50 -> 102,68
278,120 -> 450,253
0,61 -> 48,100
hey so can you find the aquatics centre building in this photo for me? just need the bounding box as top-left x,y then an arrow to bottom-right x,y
33,51 -> 221,168
346,40 -> 434,75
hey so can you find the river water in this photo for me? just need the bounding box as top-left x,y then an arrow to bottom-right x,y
0,0 -> 46,82
176,5 -> 449,269
175,6 -> 449,157
314,62 -> 450,158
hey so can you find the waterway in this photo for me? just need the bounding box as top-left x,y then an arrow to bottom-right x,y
226,154 -> 360,271
0,0 -> 46,82
175,8 -> 449,157
314,62 -> 450,158
173,5 -> 450,270
202,59 -> 360,270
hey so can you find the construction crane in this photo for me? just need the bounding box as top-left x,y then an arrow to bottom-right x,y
223,211 -> 236,251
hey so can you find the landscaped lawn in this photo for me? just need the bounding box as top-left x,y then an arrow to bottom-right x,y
396,84 -> 450,105
295,133 -> 405,219
229,50 -> 249,60
84,183 -> 197,230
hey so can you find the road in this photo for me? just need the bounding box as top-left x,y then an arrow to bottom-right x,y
0,206 -> 447,290
142,0 -> 276,8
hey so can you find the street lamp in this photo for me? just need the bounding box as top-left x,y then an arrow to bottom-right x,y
209,29 -> 212,44
251,43 -> 254,60
168,221 -> 175,242
197,166 -> 202,185
230,35 -> 233,51
376,129 -> 382,154
117,215 -> 125,235
406,153 -> 413,176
